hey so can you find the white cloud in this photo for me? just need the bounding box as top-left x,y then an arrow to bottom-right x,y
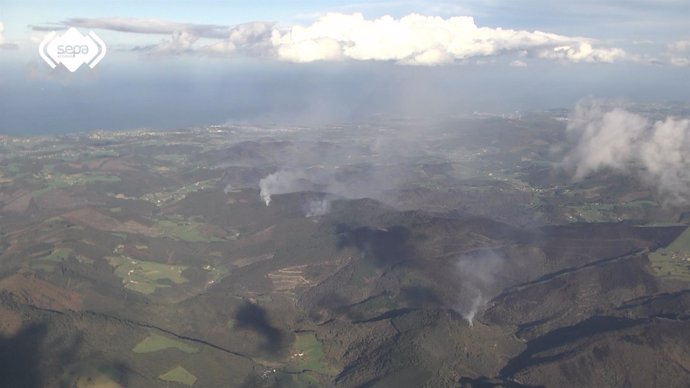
271,13 -> 629,65
538,42 -> 627,63
668,40 -> 690,52
564,99 -> 690,205
136,30 -> 198,54
668,40 -> 690,66
0,21 -> 19,49
36,14 -> 630,65
510,59 -> 527,67
36,17 -> 230,38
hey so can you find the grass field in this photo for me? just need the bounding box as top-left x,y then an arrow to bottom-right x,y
141,179 -> 219,207
30,247 -> 74,272
34,172 -> 121,197
75,371 -> 123,388
156,219 -> 215,242
205,264 -> 230,285
76,255 -> 94,264
566,200 -> 657,223
158,366 -> 197,386
132,333 -> 198,354
39,248 -> 73,263
107,256 -> 188,294
287,333 -> 333,374
279,332 -> 335,387
649,226 -> 690,281
29,262 -> 55,272
40,247 -> 73,262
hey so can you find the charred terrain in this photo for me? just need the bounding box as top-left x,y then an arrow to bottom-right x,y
0,107 -> 689,387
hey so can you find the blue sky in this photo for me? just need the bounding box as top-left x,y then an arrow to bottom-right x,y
0,1 -> 689,135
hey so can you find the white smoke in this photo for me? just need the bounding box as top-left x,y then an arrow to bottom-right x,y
303,197 -> 332,218
462,290 -> 485,327
257,162 -> 409,210
564,100 -> 690,205
455,250 -> 505,327
259,170 -> 312,206
258,170 -> 334,216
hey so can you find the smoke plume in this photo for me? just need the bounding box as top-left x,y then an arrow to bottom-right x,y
303,196 -> 333,218
259,170 -> 312,206
563,99 -> 690,205
455,250 -> 506,327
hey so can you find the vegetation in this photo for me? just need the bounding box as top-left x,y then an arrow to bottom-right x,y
132,333 -> 198,354
40,247 -> 73,262
155,219 -> 215,242
650,226 -> 690,281
34,172 -> 121,196
108,256 -> 188,294
141,179 -> 219,207
158,366 -> 198,386
287,333 -> 333,374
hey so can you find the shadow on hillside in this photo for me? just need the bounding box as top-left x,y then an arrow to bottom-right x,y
234,302 -> 284,353
0,323 -> 47,388
336,224 -> 417,268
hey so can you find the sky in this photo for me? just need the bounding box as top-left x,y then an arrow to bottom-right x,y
1,1 -> 689,135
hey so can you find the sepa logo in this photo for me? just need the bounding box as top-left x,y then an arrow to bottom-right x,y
39,27 -> 106,72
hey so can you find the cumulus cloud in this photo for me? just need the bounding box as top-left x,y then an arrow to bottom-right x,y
202,22 -> 274,56
34,14 -> 629,65
33,17 -> 275,56
537,42 -> 627,63
563,99 -> 690,205
271,13 -> 627,65
668,40 -> 690,66
134,30 -> 199,54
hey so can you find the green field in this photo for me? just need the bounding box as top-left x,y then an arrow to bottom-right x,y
75,255 -> 94,264
29,262 -> 56,272
34,172 -> 121,197
108,256 -> 188,294
30,247 -> 74,272
132,333 -> 198,354
279,332 -> 335,387
40,247 -> 73,262
158,366 -> 198,386
203,264 -> 230,285
156,219 -> 217,242
566,200 -> 658,223
649,226 -> 690,281
141,178 -> 219,206
287,333 -> 332,374
4,163 -> 21,175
